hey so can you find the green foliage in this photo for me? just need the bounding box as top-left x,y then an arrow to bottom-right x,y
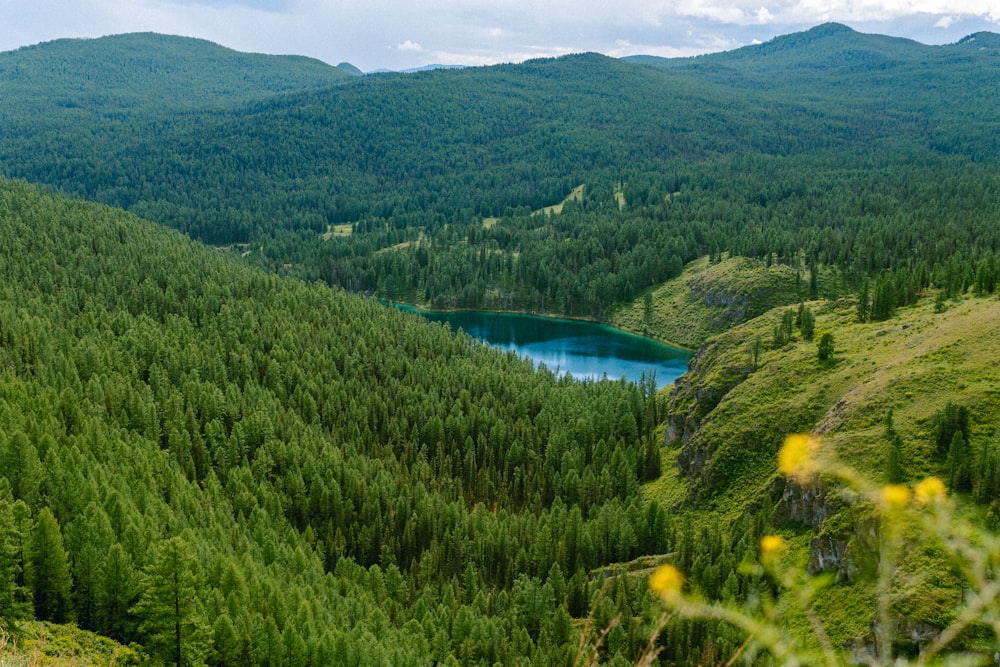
885,411 -> 905,484
0,497 -> 30,626
29,508 -> 73,624
931,403 -> 971,459
132,537 -> 212,667
946,431 -> 972,493
3,29 -> 1000,320
0,177 -> 676,663
799,304 -> 815,341
817,332 -> 835,362
1,23 -> 1000,663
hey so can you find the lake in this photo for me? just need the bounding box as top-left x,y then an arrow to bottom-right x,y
393,306 -> 691,389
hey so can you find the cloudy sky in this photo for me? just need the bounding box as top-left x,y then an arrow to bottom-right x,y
1,0 -> 998,71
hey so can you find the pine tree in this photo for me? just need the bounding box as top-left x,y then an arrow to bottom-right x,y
947,431 -> 972,493
884,410 -> 904,483
30,507 -> 73,623
799,305 -> 815,341
97,543 -> 139,641
976,442 -> 1000,505
0,498 -> 30,625
856,278 -> 871,323
65,502 -> 115,630
817,333 -> 835,363
133,536 -> 213,667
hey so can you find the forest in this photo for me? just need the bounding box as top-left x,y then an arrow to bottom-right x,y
1,24 -> 999,320
0,22 -> 999,666
0,178 -> 777,664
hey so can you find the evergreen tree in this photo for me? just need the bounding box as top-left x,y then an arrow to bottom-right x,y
856,278 -> 871,323
948,431 -> 973,493
133,536 -> 213,667
0,498 -> 30,625
752,334 -> 763,369
817,333 -> 834,363
884,410 -> 904,483
799,305 -> 815,341
97,543 -> 140,641
65,502 -> 115,630
933,403 -> 971,459
976,442 -> 1000,505
30,507 -> 73,623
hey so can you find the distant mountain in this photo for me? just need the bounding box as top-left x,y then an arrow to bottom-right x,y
370,64 -> 467,74
402,64 -> 467,73
956,31 -> 1000,49
1,23 -> 999,316
336,61 -> 364,75
626,22 -> 1000,84
0,32 -> 350,125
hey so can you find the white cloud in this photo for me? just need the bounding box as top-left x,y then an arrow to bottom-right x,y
935,15 -> 956,28
397,39 -> 424,51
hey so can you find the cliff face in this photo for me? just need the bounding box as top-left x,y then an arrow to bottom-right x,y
772,476 -> 878,582
665,335 -> 753,491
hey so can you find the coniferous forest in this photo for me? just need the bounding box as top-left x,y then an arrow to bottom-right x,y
1,23 -> 1000,666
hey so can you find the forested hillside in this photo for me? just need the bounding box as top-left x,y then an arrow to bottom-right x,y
2,22 -> 1000,665
0,177 -> 752,665
0,33 -> 350,121
2,26 -> 999,321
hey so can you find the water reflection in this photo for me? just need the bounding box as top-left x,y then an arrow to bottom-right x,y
394,306 -> 691,389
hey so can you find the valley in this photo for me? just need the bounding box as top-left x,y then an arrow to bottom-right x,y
0,22 -> 999,666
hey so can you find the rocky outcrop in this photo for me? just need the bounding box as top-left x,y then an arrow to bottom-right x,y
688,276 -> 749,328
808,534 -> 854,580
849,615 -> 945,664
773,476 -> 841,528
773,476 -> 879,583
685,258 -> 800,331
665,339 -> 753,484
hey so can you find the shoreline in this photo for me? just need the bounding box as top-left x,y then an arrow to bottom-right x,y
382,300 -> 696,354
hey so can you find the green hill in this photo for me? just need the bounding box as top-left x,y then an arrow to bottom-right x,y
0,33 -> 349,122
665,293 -> 1000,504
1,23 -> 1000,661
0,177 -> 680,664
0,173 -> 995,662
611,256 -> 813,350
648,289 -> 1000,657
1,26 -> 998,323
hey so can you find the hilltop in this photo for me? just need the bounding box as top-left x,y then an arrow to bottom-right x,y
0,33 -> 349,121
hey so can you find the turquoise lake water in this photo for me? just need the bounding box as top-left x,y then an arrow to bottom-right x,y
394,306 -> 691,389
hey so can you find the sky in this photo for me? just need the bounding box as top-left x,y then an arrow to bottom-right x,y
1,0 -> 998,72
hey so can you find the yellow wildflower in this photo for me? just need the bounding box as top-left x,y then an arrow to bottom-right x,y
914,477 -> 946,506
778,433 -> 820,481
880,484 -> 910,511
649,564 -> 684,602
759,534 -> 788,559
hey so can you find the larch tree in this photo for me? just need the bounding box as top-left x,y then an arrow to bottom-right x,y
132,536 -> 213,667
30,507 -> 73,623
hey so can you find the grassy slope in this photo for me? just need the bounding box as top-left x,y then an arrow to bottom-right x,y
646,291 -> 1000,645
663,292 -> 1000,509
611,256 -> 807,350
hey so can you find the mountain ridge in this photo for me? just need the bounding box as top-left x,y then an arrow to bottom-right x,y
0,32 -> 350,122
